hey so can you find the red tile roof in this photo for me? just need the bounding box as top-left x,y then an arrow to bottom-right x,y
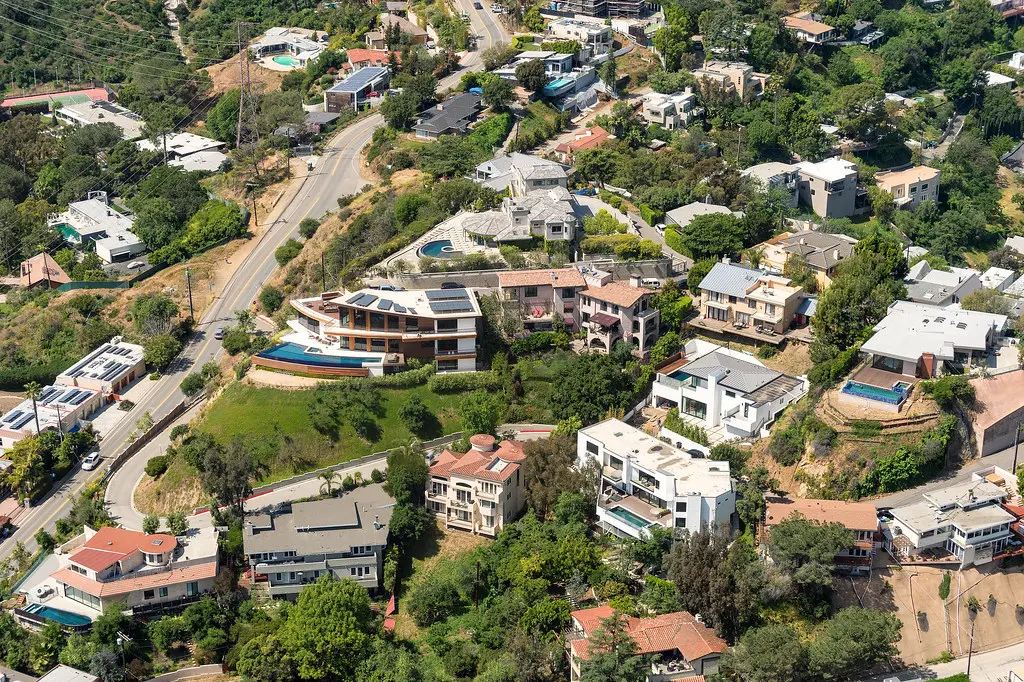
429,439 -> 526,482
570,606 -> 727,663
555,125 -> 612,155
345,48 -> 400,68
582,280 -> 649,308
496,268 -> 586,288
68,527 -> 178,572
764,497 -> 878,533
52,561 -> 216,597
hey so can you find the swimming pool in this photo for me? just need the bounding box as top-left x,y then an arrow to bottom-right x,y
418,239 -> 457,258
544,77 -> 572,93
24,603 -> 92,627
841,380 -> 910,405
606,506 -> 652,530
272,55 -> 299,66
258,343 -> 372,368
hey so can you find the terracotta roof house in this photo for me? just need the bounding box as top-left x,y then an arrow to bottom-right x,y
38,526 -> 220,618
783,12 -> 838,42
17,253 -> 71,289
497,267 -> 587,331
344,48 -> 399,71
567,605 -> 727,681
763,497 -> 879,573
554,125 -> 612,162
427,434 -> 527,537
577,268 -> 661,358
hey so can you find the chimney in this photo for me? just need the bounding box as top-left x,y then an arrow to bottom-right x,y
833,248 -> 839,261
800,237 -> 806,245
722,257 -> 731,264
373,515 -> 381,530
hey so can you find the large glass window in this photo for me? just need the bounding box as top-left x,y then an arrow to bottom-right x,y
353,310 -> 367,328
65,585 -> 101,610
437,319 -> 458,332
682,397 -> 707,421
370,312 -> 385,331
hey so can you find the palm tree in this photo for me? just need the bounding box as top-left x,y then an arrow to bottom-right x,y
319,471 -> 341,496
24,382 -> 42,436
744,246 -> 766,270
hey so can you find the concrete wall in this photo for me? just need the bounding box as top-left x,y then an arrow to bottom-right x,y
978,404 -> 1024,456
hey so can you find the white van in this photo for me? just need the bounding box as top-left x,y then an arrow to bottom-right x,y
641,278 -> 662,289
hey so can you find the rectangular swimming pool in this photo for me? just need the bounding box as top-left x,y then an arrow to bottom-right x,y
257,343 -> 373,368
841,380 -> 908,405
606,506 -> 652,529
24,603 -> 92,627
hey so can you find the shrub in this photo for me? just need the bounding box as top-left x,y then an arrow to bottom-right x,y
428,371 -> 501,394
850,419 -> 882,438
371,468 -> 385,483
938,572 -> 951,600
180,372 -> 206,398
259,286 -> 284,313
920,375 -> 975,408
664,408 -> 709,445
299,218 -> 320,239
768,426 -> 803,466
342,474 -> 356,490
145,455 -> 170,478
234,358 -> 252,379
756,345 -> 779,360
275,239 -> 304,266
639,204 -> 664,226
119,400 -> 136,411
807,346 -> 859,388
221,328 -> 251,355
510,331 -> 570,356
143,514 -> 160,534
170,424 -> 190,441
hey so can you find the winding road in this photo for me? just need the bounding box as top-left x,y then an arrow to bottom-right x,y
0,3 -> 509,565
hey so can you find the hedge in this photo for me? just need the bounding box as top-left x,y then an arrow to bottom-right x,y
808,346 -> 859,388
640,204 -> 664,226
511,331 -> 570,356
428,371 -> 502,394
663,227 -> 685,255
0,360 -> 69,391
145,455 -> 170,478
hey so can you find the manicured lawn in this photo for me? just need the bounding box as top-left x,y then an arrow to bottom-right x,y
198,383 -> 465,484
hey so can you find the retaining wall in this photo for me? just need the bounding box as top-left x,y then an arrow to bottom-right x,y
143,665 -> 223,682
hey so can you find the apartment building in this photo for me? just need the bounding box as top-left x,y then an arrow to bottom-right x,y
763,498 -> 879,574
860,301 -> 1006,379
796,157 -> 863,218
904,260 -> 981,307
692,61 -> 768,100
640,89 -> 700,130
496,267 -> 586,331
754,230 -> 858,290
651,339 -> 807,441
874,166 -> 941,209
567,605 -> 727,682
783,12 -> 838,43
426,434 -> 527,537
244,484 -> 395,597
741,162 -> 800,208
47,191 -> 144,263
286,287 -> 481,373
547,18 -> 613,59
881,478 -> 1017,567
578,270 -> 661,357
577,419 -> 736,539
697,261 -> 804,334
44,526 -> 220,617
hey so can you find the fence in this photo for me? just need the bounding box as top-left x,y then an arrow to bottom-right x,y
55,280 -> 130,292
101,396 -> 203,482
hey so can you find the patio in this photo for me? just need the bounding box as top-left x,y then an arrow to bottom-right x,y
849,364 -> 919,390
688,315 -> 789,346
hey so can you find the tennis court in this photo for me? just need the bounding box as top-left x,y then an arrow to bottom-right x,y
1,87 -> 108,108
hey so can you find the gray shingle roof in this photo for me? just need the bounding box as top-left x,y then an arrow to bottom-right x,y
680,351 -> 781,394
413,93 -> 482,135
697,261 -> 762,298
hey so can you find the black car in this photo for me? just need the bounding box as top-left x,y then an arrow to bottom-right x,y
473,2 -> 483,8
440,281 -> 465,289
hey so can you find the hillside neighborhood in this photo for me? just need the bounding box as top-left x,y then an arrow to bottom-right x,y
2,0 -> 1024,680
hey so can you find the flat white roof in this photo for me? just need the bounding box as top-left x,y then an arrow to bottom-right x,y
37,666 -> 98,682
796,157 -> 858,183
579,418 -> 733,498
742,161 -> 799,184
861,300 -> 1007,362
892,480 -> 1013,533
985,70 -> 1015,87
58,339 -> 145,386
980,266 -> 1015,289
170,150 -> 229,173
57,101 -> 144,139
137,132 -> 225,158
52,197 -> 135,237
0,385 -> 100,436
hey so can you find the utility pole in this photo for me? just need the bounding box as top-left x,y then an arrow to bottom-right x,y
966,618 -> 976,679
237,22 -> 262,176
185,267 -> 195,322
1013,423 -> 1023,479
321,253 -> 327,291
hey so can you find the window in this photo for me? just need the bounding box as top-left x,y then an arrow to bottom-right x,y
764,303 -> 776,316
525,286 -> 539,298
431,481 -> 448,497
676,501 -> 687,513
725,390 -> 736,398
561,287 -> 576,298
371,338 -> 386,352
437,319 -> 458,332
430,500 -> 445,513
483,516 -> 495,527
159,587 -> 168,598
437,359 -> 459,371
144,590 -> 155,600
675,517 -> 686,528
457,489 -> 473,504
456,509 -> 471,521
65,585 -> 101,610
586,440 -> 599,455
186,582 -> 199,597
480,482 -> 497,495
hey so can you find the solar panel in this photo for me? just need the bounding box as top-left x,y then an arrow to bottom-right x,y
39,387 -> 58,402
61,389 -> 81,404
429,301 -> 474,313
346,293 -> 363,304
426,289 -> 469,300
71,391 -> 91,405
393,303 -> 406,313
2,410 -> 23,423
359,294 -> 378,307
11,414 -> 33,430
378,299 -> 393,311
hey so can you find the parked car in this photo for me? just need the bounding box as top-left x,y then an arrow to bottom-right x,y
686,449 -> 706,458
82,452 -> 100,471
126,260 -> 145,269
426,40 -> 436,49
214,327 -> 225,340
367,91 -> 380,98
473,2 -> 483,8
655,223 -> 667,233
440,281 -> 465,289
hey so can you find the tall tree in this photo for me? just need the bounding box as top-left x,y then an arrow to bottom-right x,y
577,612 -> 646,682
23,381 -> 42,437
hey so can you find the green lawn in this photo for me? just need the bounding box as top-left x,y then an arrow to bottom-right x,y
198,383 -> 465,484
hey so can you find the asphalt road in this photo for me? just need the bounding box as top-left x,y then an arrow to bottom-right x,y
0,4 -> 511,568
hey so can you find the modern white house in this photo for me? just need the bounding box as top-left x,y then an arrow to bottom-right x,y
251,27 -> 325,67
137,132 -> 229,173
859,301 -> 1007,380
881,476 -> 1017,567
640,90 -> 701,130
577,418 -> 735,539
546,17 -> 612,60
243,484 -> 395,597
54,101 -> 144,140
741,162 -> 801,208
904,260 -> 981,307
651,338 -> 808,442
980,266 -> 1016,292
47,191 -> 144,263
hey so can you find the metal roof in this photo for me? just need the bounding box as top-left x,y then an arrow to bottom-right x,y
697,261 -> 763,298
328,67 -> 388,93
678,350 -> 781,395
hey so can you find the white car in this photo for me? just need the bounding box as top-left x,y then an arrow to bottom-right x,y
126,260 -> 145,269
82,452 -> 100,471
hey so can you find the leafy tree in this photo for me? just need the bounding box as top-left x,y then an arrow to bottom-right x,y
599,56 -> 618,93
167,511 -> 189,536
515,59 -> 549,92
723,623 -> 808,682
807,608 -> 902,679
735,466 -> 778,533
385,439 -> 429,505
133,198 -> 181,250
279,576 -> 374,680
522,435 -> 590,519
574,148 -> 617,187
398,395 -> 435,437
960,287 -> 1010,315
549,354 -> 633,425
142,514 -> 159,534
407,575 -> 463,626
519,598 -> 572,634
380,92 -> 420,130
583,209 -> 627,235
578,611 -> 645,682
939,58 -> 983,104
461,390 -> 503,436
482,76 -> 515,111
133,294 -> 179,337
388,502 -> 432,546
180,373 -> 206,398
482,43 -> 519,71
681,213 -> 744,260
687,258 -> 717,294
200,437 -> 268,514
275,239 -> 303,266
554,491 -> 590,525
149,616 -> 189,653
206,89 -> 240,144
259,286 -> 284,313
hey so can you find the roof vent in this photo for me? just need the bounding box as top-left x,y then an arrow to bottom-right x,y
374,515 -> 381,531
152,539 -> 163,546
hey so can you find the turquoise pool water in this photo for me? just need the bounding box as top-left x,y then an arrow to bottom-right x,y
841,380 -> 909,405
419,239 -> 455,258
272,55 -> 299,66
25,603 -> 92,627
545,77 -> 572,92
258,343 -> 370,368
606,506 -> 652,529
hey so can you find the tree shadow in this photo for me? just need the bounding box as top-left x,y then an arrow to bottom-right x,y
413,412 -> 444,440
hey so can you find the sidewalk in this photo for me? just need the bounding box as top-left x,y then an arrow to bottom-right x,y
861,640 -> 1024,682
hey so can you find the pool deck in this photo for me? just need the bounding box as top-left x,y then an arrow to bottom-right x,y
849,365 -> 918,390
381,215 -> 499,273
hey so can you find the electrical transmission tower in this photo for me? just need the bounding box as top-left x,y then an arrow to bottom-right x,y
236,21 -> 261,173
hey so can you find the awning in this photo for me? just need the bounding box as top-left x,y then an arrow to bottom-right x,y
589,313 -> 620,328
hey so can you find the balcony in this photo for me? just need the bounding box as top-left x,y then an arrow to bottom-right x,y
603,465 -> 623,482
435,349 -> 475,357
655,374 -> 684,391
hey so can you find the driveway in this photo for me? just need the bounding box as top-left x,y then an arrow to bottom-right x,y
628,211 -> 691,272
